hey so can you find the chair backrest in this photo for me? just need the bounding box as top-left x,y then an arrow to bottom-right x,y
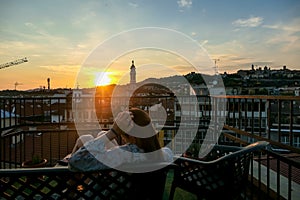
171,141 -> 269,199
122,162 -> 176,200
0,162 -> 175,200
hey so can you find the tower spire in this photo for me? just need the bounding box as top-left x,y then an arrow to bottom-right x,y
130,60 -> 135,69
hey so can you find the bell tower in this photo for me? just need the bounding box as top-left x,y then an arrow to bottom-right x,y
129,60 -> 137,92
130,60 -> 136,84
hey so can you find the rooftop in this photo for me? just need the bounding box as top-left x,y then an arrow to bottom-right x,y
0,94 -> 299,199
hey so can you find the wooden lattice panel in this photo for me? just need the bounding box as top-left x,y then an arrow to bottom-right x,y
0,163 -> 174,200
0,168 -> 136,200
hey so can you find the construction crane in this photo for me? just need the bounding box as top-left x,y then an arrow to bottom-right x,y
0,57 -> 28,70
14,82 -> 23,90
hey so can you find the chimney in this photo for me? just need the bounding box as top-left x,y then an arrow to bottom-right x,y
47,78 -> 50,90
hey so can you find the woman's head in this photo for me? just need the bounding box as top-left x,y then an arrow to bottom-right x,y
118,107 -> 162,153
130,107 -> 151,126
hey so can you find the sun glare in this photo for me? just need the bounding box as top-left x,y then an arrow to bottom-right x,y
95,72 -> 112,86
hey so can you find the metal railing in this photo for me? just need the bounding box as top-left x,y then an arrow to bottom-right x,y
219,95 -> 300,200
1,95 -> 300,199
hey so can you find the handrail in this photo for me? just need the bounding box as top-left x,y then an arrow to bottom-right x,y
215,95 -> 300,100
173,141 -> 269,165
224,124 -> 300,154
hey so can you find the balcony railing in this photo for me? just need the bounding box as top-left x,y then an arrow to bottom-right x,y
1,95 -> 300,199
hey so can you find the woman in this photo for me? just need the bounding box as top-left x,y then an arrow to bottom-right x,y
68,107 -> 173,172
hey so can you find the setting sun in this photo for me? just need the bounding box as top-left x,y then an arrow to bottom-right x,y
95,72 -> 112,86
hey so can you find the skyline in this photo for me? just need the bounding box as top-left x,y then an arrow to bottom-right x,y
1,0 -> 300,90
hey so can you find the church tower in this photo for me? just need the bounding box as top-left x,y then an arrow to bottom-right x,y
129,60 -> 137,92
130,60 -> 136,84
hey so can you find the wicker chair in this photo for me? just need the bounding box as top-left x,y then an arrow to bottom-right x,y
169,141 -> 269,200
0,162 -> 175,200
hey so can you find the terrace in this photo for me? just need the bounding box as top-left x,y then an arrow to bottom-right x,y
0,94 -> 300,199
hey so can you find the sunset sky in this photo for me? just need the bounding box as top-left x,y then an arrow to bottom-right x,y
0,0 -> 299,90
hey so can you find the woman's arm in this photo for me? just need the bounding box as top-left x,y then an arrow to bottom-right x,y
68,129 -> 127,171
71,134 -> 95,154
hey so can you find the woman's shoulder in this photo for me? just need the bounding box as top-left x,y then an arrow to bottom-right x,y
161,147 -> 174,162
161,146 -> 173,153
119,143 -> 144,153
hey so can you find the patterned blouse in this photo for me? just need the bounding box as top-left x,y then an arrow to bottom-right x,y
68,133 -> 173,172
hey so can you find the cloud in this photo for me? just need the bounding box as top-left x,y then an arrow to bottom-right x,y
23,22 -> 71,47
200,40 -> 208,46
39,64 -> 81,73
128,2 -> 138,8
263,18 -> 300,52
24,22 -> 49,37
232,16 -> 263,28
177,0 -> 192,8
172,64 -> 194,73
263,18 -> 300,32
191,32 -> 197,36
72,12 -> 96,25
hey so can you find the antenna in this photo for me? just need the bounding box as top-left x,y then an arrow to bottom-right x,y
213,58 -> 220,75
213,58 -> 220,66
211,58 -> 220,86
